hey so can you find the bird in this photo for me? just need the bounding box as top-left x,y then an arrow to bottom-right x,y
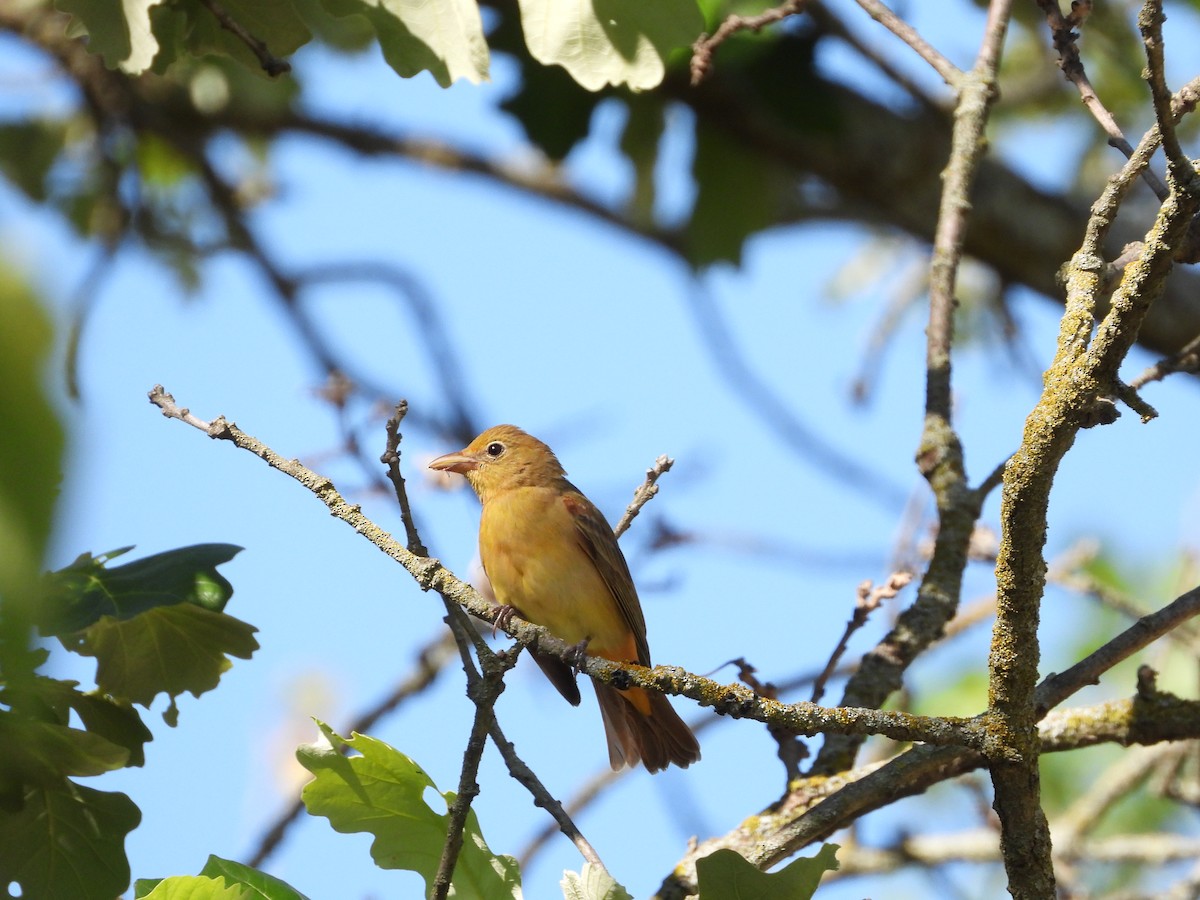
429,425 -> 700,773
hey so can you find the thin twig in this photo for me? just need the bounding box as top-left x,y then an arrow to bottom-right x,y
851,0 -> 962,88
432,603 -> 515,900
810,573 -> 912,705
1032,0 -> 1169,200
1036,585 -> 1200,712
486,716 -> 607,870
1137,0 -> 1192,184
807,4 -> 947,111
381,400 -> 428,556
812,0 -> 1007,777
1130,329 -> 1200,388
613,455 -> 674,539
197,0 -> 291,76
690,0 -> 812,85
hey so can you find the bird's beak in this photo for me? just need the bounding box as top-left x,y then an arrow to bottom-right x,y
428,450 -> 480,475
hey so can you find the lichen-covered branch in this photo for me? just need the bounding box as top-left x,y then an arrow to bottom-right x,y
986,7 -> 1200,892
814,0 -> 1012,778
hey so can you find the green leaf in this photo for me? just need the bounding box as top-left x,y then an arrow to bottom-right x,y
498,61 -> 601,161
198,855 -> 314,899
321,0 -> 489,87
147,0 -> 311,76
0,711 -> 130,795
516,0 -> 703,91
137,875 -> 256,899
290,0 -> 377,50
0,121 -> 70,202
560,862 -> 633,900
67,603 -> 258,717
694,845 -> 839,900
0,269 -> 64,603
0,781 -> 140,900
40,543 -> 243,636
687,119 -> 791,267
54,0 -> 161,71
2,674 -> 152,768
299,722 -> 522,899
491,4 -> 600,160
135,856 -> 312,899
68,690 -> 155,767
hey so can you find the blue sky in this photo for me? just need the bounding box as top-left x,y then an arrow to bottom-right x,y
4,5 -> 1200,898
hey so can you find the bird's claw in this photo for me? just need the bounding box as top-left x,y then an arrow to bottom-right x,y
492,604 -> 517,638
566,638 -> 590,676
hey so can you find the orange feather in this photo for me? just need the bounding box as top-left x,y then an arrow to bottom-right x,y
430,425 -> 700,772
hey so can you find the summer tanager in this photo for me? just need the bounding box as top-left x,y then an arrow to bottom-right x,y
429,425 -> 700,773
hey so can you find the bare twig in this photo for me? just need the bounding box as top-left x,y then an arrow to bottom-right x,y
730,659 -> 808,780
381,400 -> 428,556
432,603 -> 515,900
690,0 -> 812,85
1137,1 -> 1192,184
807,4 -> 947,111
812,0 -> 1009,778
810,573 -> 912,705
1130,329 -> 1200,388
613,454 -> 674,539
850,0 -> 962,87
1032,0 -> 1169,200
486,715 -> 607,870
1036,585 -> 1200,712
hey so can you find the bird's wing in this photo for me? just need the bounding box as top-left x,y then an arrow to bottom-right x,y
561,488 -> 652,665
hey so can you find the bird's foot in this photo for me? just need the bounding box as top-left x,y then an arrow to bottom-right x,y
492,604 -> 518,637
566,638 -> 590,676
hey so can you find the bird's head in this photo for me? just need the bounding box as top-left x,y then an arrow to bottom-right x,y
429,425 -> 567,501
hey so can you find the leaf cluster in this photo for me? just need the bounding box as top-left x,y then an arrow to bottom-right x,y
0,543 -> 257,899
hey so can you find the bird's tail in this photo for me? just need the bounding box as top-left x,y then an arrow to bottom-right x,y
593,683 -> 700,773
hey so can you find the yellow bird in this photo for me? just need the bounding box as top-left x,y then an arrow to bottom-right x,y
430,425 -> 699,772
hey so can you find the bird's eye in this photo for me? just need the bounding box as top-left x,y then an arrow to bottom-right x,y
485,442 -> 505,458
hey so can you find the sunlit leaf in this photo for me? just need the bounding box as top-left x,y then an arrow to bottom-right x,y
298,721 -> 522,899
561,862 -> 633,900
136,875 -> 256,899
321,0 -> 489,87
490,5 -> 599,160
517,0 -> 702,91
198,855 -> 314,899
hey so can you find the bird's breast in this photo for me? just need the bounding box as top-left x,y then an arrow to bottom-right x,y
479,487 -> 632,654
